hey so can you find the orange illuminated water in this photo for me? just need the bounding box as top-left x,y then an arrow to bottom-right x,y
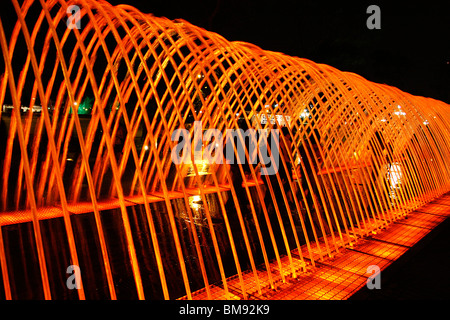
0,0 -> 450,300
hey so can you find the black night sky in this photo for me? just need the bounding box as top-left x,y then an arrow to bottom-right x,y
108,0 -> 450,104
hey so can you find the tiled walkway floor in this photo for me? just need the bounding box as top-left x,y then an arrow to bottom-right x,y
180,193 -> 450,300
350,201 -> 450,300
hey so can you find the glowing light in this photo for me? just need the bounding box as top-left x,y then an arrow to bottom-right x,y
189,195 -> 202,210
300,108 -> 310,119
394,110 -> 406,116
0,0 -> 449,302
388,163 -> 402,189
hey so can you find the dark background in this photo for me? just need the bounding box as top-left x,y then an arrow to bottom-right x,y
108,0 -> 450,104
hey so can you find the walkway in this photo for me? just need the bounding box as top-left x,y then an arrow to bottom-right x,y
179,193 -> 450,300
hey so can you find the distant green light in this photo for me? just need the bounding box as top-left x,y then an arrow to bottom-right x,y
70,96 -> 93,115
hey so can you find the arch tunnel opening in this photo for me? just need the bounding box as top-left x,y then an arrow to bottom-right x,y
0,0 -> 449,300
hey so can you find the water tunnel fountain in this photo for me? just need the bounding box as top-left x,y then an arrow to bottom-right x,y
0,0 -> 450,300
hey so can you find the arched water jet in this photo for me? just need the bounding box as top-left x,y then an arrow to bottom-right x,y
0,0 -> 449,300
